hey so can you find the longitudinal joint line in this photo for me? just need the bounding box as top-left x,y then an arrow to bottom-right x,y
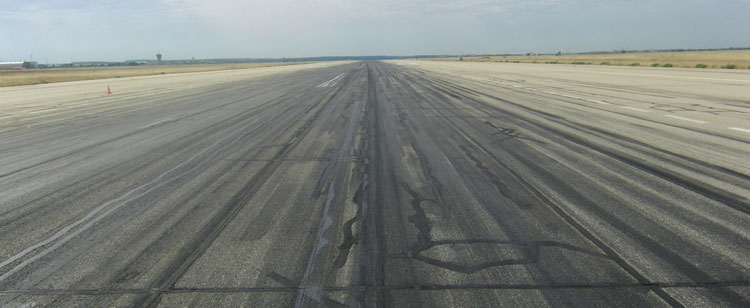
364,62 -> 387,308
3,281 -> 749,296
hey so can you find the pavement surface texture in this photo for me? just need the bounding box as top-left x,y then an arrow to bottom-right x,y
0,61 -> 748,307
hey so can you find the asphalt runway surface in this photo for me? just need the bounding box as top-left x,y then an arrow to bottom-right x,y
0,61 -> 748,307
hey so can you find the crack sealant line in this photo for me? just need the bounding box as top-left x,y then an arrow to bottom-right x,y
295,77 -> 363,307
295,182 -> 336,308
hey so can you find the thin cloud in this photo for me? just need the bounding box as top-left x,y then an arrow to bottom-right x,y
1,0 -> 748,62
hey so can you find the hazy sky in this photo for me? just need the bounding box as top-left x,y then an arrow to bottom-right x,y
2,0 -> 749,63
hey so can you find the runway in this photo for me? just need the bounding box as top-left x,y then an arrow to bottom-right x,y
0,61 -> 748,307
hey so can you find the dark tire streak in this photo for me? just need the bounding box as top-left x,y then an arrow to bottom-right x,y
389,64 -> 692,307
0,89 -> 303,229
410,69 -> 750,215
363,63 -> 388,308
2,62 -> 747,307
136,75 -> 352,308
393,64 -> 750,306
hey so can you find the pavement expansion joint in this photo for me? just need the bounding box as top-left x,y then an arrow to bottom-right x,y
3,281 -> 750,296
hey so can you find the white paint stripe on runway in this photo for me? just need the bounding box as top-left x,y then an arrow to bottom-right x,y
26,108 -> 58,114
728,127 -> 750,133
316,73 -> 345,88
619,106 -> 651,112
139,119 -> 174,129
665,115 -> 708,124
547,68 -> 750,83
586,99 -> 611,105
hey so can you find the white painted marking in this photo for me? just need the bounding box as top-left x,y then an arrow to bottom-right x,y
459,74 -> 483,81
26,108 -> 57,115
728,127 -> 750,133
316,73 -> 345,88
546,68 -> 750,83
664,115 -> 708,124
586,99 -> 611,105
561,94 -> 581,99
619,106 -> 651,112
139,119 -> 173,129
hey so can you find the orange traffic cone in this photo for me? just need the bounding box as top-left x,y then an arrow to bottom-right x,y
106,85 -> 112,95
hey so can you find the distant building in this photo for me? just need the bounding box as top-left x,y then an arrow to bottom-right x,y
0,61 -> 38,70
0,62 -> 24,70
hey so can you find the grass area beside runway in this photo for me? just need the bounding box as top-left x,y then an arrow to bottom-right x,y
432,50 -> 750,69
0,62 -> 311,87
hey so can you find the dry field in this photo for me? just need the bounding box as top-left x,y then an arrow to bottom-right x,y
0,62 -> 309,87
434,50 -> 750,69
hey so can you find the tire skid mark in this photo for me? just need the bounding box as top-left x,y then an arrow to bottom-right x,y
295,67 -> 365,308
387,66 -> 621,281
106,139 -> 290,286
459,145 -> 532,209
414,67 -> 750,145
394,65 -> 748,307
410,69 -> 750,214
0,87 -> 309,251
0,66 -> 349,302
0,114 -> 265,282
0,99 -> 300,304
1,147 -> 253,306
0,80 -> 306,181
494,92 -> 750,214
0,65 -> 340,172
392,65 -> 685,305
137,71 -> 352,308
0,90 -> 295,226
